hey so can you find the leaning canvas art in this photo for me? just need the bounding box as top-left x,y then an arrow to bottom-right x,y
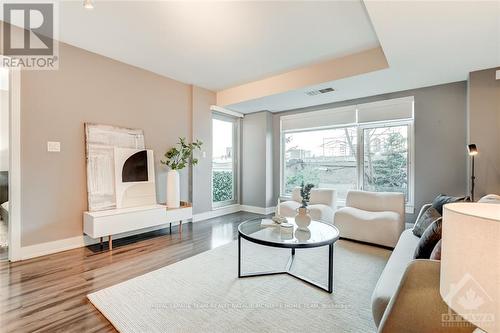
84,123 -> 146,211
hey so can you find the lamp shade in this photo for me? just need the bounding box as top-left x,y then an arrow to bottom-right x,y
468,144 -> 478,156
83,0 -> 94,9
441,203 -> 500,332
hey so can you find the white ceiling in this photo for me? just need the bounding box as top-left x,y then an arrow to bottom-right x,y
230,0 -> 500,112
58,0 -> 379,91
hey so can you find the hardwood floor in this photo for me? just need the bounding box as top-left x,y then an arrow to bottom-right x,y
0,211 -> 263,333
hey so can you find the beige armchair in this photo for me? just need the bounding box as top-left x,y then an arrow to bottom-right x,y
278,188 -> 337,224
334,190 -> 405,248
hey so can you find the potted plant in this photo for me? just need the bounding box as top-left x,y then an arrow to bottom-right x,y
295,182 -> 314,230
161,137 -> 202,208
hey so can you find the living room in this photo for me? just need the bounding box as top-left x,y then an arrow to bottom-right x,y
0,1 -> 499,332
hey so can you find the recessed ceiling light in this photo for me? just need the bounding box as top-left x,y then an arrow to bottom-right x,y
83,0 -> 94,10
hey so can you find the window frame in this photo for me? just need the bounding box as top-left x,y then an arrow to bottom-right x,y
279,100 -> 415,214
358,120 -> 414,212
211,113 -> 240,209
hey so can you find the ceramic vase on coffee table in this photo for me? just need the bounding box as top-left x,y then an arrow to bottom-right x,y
295,207 -> 311,230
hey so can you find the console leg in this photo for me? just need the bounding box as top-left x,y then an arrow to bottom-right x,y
100,237 -> 103,248
109,235 -> 113,251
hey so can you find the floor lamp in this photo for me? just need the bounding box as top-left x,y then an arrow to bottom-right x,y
441,203 -> 499,333
467,144 -> 478,202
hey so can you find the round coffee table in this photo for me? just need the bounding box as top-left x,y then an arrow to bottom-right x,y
238,217 -> 340,293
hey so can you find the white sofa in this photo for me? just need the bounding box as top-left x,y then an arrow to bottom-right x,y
333,190 -> 405,248
371,228 -> 421,327
371,203 -> 433,327
278,188 -> 337,224
372,203 -> 478,332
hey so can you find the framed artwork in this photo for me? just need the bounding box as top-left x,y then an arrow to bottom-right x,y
85,123 -> 145,211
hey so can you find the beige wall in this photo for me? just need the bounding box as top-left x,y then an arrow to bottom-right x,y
468,67 -> 500,198
20,42 -> 214,247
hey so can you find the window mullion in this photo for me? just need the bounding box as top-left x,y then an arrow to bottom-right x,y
357,126 -> 364,191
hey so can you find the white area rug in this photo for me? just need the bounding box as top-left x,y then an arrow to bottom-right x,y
88,239 -> 390,333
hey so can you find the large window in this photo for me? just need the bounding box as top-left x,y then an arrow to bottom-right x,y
281,97 -> 414,210
212,114 -> 238,207
283,127 -> 357,200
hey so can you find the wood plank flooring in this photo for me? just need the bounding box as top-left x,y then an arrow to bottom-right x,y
0,211 -> 263,333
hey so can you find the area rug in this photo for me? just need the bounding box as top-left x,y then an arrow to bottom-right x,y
88,239 -> 390,333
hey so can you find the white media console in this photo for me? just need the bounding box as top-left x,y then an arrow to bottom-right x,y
83,202 -> 193,250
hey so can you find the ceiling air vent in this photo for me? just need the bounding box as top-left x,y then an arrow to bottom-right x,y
305,87 -> 335,96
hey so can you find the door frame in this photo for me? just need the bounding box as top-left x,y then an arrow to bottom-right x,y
7,64 -> 21,262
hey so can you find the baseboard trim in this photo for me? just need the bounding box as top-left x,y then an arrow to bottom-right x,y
240,205 -> 275,215
192,204 -> 242,222
192,204 -> 275,222
20,235 -> 93,260
18,222 -> 181,261
18,205 -> 276,261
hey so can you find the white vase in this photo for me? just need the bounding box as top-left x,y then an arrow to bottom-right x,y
166,170 -> 180,208
295,207 -> 312,230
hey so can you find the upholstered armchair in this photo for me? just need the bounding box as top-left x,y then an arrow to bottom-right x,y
334,190 -> 405,248
278,188 -> 337,224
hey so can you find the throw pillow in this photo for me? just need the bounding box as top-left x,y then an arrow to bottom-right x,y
430,239 -> 442,260
432,194 -> 465,215
412,206 -> 441,237
414,218 -> 443,259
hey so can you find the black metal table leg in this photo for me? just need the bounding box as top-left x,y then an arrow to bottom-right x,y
328,243 -> 334,293
238,234 -> 241,278
238,242 -> 334,293
237,219 -> 338,294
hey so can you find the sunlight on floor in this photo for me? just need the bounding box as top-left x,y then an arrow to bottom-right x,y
210,222 -> 235,248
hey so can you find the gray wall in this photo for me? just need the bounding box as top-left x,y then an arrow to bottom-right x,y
192,86 -> 216,214
241,111 -> 274,207
468,67 -> 500,198
272,81 -> 468,222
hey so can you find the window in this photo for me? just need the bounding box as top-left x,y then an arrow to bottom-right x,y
362,125 -> 409,199
212,114 -> 238,207
280,97 -> 414,210
283,127 -> 357,200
